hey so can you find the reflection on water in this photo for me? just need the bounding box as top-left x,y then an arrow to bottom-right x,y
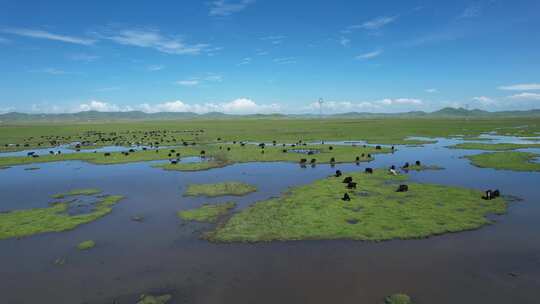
0,136 -> 539,304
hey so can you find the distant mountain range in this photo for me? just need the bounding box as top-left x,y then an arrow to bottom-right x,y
1,107 -> 540,122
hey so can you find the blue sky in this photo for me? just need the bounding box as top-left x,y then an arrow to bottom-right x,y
1,0 -> 539,114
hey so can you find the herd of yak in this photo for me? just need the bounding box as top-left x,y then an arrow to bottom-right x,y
17,129 -> 502,202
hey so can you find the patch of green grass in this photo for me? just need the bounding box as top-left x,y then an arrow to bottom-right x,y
137,294 -> 172,304
77,240 -> 95,250
450,142 -> 540,151
405,164 -> 444,171
155,160 -> 230,171
178,202 -> 236,223
207,170 -> 506,242
185,182 -> 257,197
0,195 -> 124,240
385,293 -> 413,304
52,188 -> 102,199
466,151 -> 540,171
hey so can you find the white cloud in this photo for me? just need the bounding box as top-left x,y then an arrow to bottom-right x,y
77,100 -> 132,112
308,98 -> 423,113
138,98 -> 280,114
498,83 -> 540,91
2,28 -> 95,45
472,96 -> 495,105
176,80 -> 200,87
345,16 -> 397,33
238,57 -> 252,65
0,107 -> 15,114
355,50 -> 382,60
273,57 -> 296,64
69,53 -> 100,62
147,65 -> 164,71
459,4 -> 481,19
0,37 -> 10,44
339,36 -> 350,47
209,0 -> 255,16
508,92 -> 540,100
101,28 -> 210,55
425,88 -> 438,93
260,35 -> 285,45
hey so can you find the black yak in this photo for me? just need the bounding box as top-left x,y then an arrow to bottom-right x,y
396,184 -> 409,192
347,182 -> 357,189
342,176 -> 353,183
415,160 -> 421,166
310,158 -> 317,164
329,146 -> 333,150
355,156 -> 360,161
342,193 -> 351,201
365,168 -> 373,174
300,158 -> 307,164
282,149 -> 287,153
493,189 -> 501,197
104,153 -> 111,156
330,157 -> 336,163
403,162 -> 410,169
335,170 -> 342,177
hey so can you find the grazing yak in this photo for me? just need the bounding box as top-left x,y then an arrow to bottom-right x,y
367,154 -> 371,158
282,149 -> 287,153
355,156 -> 360,162
200,150 -> 206,156
365,168 -> 373,174
403,162 -> 410,169
170,160 -> 178,165
32,154 -> 40,158
299,158 -> 307,164
347,182 -> 357,189
259,143 -> 265,149
396,184 -> 409,192
375,145 -> 382,150
227,147 -> 231,151
27,152 -> 35,156
329,146 -> 333,150
483,189 -> 501,200
415,160 -> 421,166
310,159 -> 317,164
342,176 -> 353,183
335,170 -> 342,177
361,153 -> 365,157
49,151 -> 55,155
342,193 -> 351,201
104,153 -> 111,157
330,157 -> 336,163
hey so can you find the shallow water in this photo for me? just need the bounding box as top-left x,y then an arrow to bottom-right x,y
0,136 -> 539,304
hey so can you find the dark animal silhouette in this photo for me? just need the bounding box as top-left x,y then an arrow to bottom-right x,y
104,153 -> 111,156
300,158 -> 307,164
27,152 -> 35,156
403,162 -> 410,168
342,176 -> 353,183
367,154 -> 371,158
415,160 -> 421,166
493,189 -> 500,197
330,157 -> 336,163
329,146 -> 333,150
365,168 -> 373,174
282,149 -> 287,153
347,182 -> 357,189
483,190 -> 493,200
355,156 -> 360,161
227,147 -> 231,151
342,193 -> 351,201
375,145 -> 382,150
335,170 -> 342,177
396,184 -> 409,192
390,165 -> 396,170
310,159 -> 316,164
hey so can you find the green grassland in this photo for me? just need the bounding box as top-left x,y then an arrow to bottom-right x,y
207,170 -> 506,242
52,188 -> 102,199
404,164 -> 445,171
178,202 -> 236,223
0,195 -> 124,240
450,142 -> 540,151
2,118 -> 540,152
0,143 -> 390,169
77,240 -> 96,250
385,294 -> 413,304
184,182 -> 257,197
466,151 -> 540,171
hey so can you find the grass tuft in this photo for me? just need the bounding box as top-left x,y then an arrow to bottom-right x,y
77,240 -> 95,250
184,182 -> 256,197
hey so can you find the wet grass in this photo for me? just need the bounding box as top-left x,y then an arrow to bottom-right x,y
0,195 -> 124,240
137,294 -> 172,304
52,188 -> 102,199
178,202 -> 236,223
450,142 -> 540,151
184,182 -> 257,197
77,240 -> 95,250
207,170 -> 506,242
466,151 -> 540,171
155,160 -> 230,171
2,118 -> 539,152
405,164 -> 444,171
385,294 -> 413,304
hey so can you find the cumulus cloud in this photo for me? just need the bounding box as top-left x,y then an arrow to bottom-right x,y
308,98 -> 423,113
472,96 -> 495,105
508,92 -> 540,100
498,83 -> 540,91
29,98 -> 281,115
100,28 -> 210,55
209,0 -> 255,16
2,28 -> 95,45
355,50 -> 382,60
